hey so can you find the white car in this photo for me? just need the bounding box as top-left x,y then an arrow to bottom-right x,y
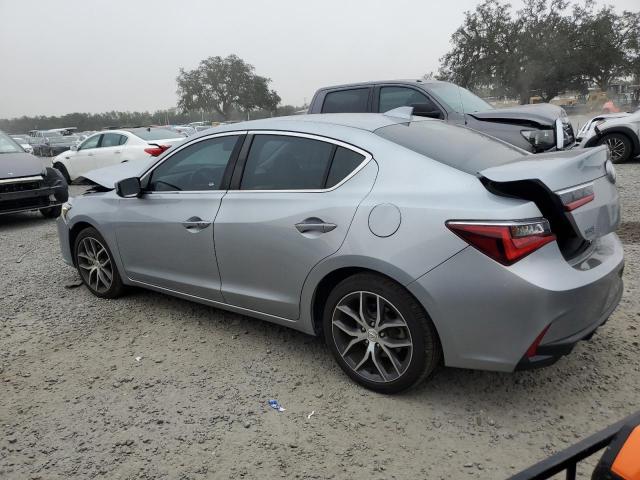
52,127 -> 185,183
575,108 -> 640,163
10,135 -> 34,154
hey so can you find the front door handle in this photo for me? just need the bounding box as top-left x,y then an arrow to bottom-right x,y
295,217 -> 337,234
182,216 -> 212,232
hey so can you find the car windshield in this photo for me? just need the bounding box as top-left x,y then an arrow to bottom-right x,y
428,83 -> 493,114
0,132 -> 24,153
127,127 -> 181,141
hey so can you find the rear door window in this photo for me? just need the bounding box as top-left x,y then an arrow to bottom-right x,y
240,135 -> 334,190
321,88 -> 370,113
101,133 -> 124,148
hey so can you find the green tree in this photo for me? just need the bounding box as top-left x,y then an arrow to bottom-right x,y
176,54 -> 280,120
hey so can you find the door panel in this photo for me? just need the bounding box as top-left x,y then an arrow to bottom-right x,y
215,161 -> 378,319
115,193 -> 225,301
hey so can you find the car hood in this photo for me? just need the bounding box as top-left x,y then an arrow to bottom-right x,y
469,103 -> 565,126
80,157 -> 156,189
0,152 -> 44,180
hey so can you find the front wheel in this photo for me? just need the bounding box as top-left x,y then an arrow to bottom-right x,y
73,227 -> 125,298
598,133 -> 633,164
53,163 -> 71,184
323,273 -> 442,393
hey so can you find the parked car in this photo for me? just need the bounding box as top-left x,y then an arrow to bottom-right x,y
27,128 -> 78,156
51,127 -> 186,183
57,113 -> 622,393
10,135 -> 34,154
308,79 -> 576,153
575,108 -> 640,163
0,130 -> 68,217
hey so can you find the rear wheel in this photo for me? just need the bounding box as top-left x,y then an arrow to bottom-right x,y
323,273 -> 441,393
598,133 -> 633,164
74,227 -> 125,298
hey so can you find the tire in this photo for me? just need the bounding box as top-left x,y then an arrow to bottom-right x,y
40,205 -> 62,218
73,227 -> 125,299
598,133 -> 633,164
323,273 -> 442,393
53,163 -> 71,184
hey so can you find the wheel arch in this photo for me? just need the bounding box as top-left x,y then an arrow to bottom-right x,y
586,126 -> 640,155
305,260 -> 443,351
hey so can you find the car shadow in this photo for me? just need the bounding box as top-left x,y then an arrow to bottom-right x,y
118,285 -> 621,413
0,211 -> 54,230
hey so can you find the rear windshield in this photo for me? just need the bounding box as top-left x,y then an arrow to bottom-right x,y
375,120 -> 525,174
127,127 -> 180,141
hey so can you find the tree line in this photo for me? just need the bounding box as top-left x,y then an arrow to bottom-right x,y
438,0 -> 640,103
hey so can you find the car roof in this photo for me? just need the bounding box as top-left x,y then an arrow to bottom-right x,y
196,113 -> 432,138
314,79 -> 450,92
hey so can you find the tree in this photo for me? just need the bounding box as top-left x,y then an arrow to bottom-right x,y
573,3 -> 640,91
438,0 -> 639,103
176,54 -> 280,120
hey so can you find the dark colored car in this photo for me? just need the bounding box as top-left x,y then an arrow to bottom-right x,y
308,79 -> 576,153
0,131 -> 68,218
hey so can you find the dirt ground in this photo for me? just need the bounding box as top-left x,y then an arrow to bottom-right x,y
1,157 -> 639,480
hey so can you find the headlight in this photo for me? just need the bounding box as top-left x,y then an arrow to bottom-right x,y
61,202 -> 72,223
520,130 -> 555,150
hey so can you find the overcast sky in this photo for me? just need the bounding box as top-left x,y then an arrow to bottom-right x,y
0,0 -> 637,118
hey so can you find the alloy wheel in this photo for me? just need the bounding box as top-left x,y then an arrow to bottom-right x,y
77,237 -> 114,294
605,137 -> 626,162
331,291 -> 413,383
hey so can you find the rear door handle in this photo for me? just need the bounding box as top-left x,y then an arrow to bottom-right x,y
182,216 -> 212,232
295,217 -> 337,233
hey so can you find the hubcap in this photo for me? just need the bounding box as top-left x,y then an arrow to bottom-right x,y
77,237 -> 113,293
331,291 -> 413,383
605,137 -> 626,161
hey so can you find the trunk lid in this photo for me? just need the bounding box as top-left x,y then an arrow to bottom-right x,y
480,146 -> 620,256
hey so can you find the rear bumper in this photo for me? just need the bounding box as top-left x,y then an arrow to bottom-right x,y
407,232 -> 624,372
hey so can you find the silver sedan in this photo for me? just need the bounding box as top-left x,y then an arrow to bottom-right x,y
57,112 -> 624,393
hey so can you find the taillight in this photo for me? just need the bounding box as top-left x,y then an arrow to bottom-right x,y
144,144 -> 171,157
557,182 -> 595,211
446,219 -> 556,266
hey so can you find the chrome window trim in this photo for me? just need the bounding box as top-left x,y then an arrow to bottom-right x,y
0,175 -> 43,184
232,130 -> 373,194
140,130 -> 248,194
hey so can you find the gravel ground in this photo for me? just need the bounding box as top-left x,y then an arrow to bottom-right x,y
1,158 -> 639,480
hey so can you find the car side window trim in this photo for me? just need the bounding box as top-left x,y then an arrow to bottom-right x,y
139,131 -> 247,194
228,130 -> 373,193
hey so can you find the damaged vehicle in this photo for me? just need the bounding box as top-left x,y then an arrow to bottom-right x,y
308,80 -> 576,153
0,130 -> 68,218
57,113 -> 621,393
575,108 -> 640,163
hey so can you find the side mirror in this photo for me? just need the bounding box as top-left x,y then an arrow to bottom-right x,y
412,103 -> 443,119
115,177 -> 142,198
71,145 -> 78,151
